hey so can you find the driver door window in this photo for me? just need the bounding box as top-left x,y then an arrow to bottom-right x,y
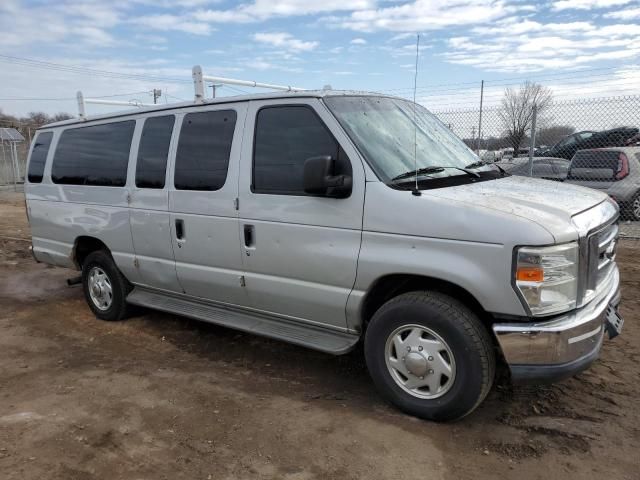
252,106 -> 351,195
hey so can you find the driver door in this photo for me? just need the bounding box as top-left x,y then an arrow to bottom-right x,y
237,98 -> 366,330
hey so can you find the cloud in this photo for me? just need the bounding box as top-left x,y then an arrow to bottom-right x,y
132,14 -> 213,35
253,32 -> 319,52
604,6 -> 640,18
442,18 -> 640,72
0,0 -> 123,48
551,0 -> 634,10
194,0 -> 374,23
329,0 -> 519,32
350,38 -> 367,44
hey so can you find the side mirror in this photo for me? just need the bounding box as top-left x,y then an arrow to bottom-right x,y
303,155 -> 352,198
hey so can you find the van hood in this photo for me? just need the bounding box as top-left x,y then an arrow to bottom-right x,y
428,175 -> 610,241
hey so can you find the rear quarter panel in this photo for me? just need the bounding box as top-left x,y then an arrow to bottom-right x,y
26,125 -> 138,282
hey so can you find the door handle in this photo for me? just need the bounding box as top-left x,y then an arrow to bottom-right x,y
244,224 -> 255,248
175,219 -> 185,242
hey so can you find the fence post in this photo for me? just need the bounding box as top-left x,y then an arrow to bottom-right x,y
476,80 -> 484,155
528,103 -> 538,177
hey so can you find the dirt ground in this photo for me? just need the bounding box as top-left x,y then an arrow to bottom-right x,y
1,190 -> 639,480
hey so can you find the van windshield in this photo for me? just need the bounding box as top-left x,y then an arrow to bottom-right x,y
324,95 -> 496,184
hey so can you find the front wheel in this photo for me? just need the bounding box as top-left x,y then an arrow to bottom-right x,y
364,291 -> 495,422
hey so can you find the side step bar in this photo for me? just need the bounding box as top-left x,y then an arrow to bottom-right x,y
126,287 -> 360,355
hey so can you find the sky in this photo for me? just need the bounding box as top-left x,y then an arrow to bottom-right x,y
0,0 -> 639,118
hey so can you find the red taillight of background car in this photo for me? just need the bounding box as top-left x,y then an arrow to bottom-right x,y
616,152 -> 629,180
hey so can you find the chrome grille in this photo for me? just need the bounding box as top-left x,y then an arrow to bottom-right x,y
584,222 -> 618,304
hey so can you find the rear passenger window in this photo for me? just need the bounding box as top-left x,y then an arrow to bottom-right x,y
27,132 -> 53,183
52,121 -> 135,186
136,115 -> 174,189
174,110 -> 237,191
253,106 -> 350,195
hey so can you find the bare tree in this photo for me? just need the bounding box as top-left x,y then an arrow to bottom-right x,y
499,81 -> 553,154
52,112 -> 73,122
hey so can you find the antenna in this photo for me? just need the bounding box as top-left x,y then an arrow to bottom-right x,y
412,34 -> 421,197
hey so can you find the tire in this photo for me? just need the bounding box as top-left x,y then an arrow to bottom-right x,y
81,250 -> 131,321
364,291 -> 495,422
624,193 -> 640,222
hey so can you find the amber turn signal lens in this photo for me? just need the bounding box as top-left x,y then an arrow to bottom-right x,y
516,267 -> 543,282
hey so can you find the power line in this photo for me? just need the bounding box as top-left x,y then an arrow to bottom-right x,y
378,64 -> 626,93
0,90 -> 154,101
0,54 -> 190,84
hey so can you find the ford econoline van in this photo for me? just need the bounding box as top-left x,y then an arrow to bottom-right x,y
24,88 -> 623,421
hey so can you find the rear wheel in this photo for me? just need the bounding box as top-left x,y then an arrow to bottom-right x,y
82,250 -> 131,321
364,291 -> 495,422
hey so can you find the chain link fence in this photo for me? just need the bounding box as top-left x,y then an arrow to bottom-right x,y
433,95 -> 640,223
0,125 -> 31,188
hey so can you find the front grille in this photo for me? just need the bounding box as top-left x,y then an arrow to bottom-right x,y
583,222 -> 618,304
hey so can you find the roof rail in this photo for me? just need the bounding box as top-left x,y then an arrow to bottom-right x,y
192,65 -> 305,103
76,91 -> 154,119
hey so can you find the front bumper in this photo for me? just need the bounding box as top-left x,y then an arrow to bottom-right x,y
493,266 -> 621,383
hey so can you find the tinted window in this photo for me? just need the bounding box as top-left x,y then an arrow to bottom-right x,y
52,121 -> 135,186
253,106 -> 351,194
136,115 -> 174,189
27,132 -> 53,183
568,150 -> 621,180
174,110 -> 237,191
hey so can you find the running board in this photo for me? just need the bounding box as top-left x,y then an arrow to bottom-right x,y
126,287 -> 359,355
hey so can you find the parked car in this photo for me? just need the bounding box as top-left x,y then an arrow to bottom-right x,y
481,150 -> 500,163
565,147 -> 640,221
540,127 -> 639,160
501,147 -> 514,160
496,157 -> 569,181
25,89 -> 623,422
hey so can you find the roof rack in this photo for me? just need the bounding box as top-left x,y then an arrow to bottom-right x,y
76,91 -> 154,119
192,65 -> 305,103
75,65 -> 306,118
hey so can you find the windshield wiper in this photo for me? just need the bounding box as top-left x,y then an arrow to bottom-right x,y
464,160 -> 487,169
493,163 -> 509,176
391,165 -> 480,182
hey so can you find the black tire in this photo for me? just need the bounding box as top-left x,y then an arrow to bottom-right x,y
81,250 -> 131,321
364,291 -> 495,422
623,192 -> 640,222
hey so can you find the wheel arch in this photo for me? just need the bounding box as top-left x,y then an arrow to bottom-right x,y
359,273 -> 492,333
71,236 -> 111,269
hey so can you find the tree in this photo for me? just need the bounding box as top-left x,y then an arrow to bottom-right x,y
499,81 -> 553,154
27,112 -> 49,126
52,112 -> 73,122
536,125 -> 575,148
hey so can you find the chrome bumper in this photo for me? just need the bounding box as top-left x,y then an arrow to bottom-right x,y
493,266 -> 620,383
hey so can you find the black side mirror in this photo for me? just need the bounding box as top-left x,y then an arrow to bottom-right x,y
303,155 -> 352,198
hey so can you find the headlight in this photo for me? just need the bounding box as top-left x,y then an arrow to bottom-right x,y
514,242 -> 578,316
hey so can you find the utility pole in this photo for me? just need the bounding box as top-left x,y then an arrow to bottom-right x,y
153,89 -> 162,104
528,104 -> 538,177
476,80 -> 484,155
209,84 -> 222,98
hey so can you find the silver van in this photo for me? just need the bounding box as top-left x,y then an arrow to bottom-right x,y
25,88 -> 623,421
